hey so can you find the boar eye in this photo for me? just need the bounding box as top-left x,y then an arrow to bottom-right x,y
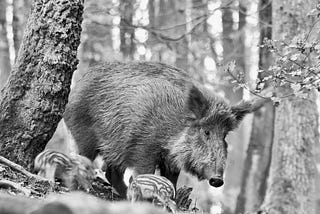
204,130 -> 210,136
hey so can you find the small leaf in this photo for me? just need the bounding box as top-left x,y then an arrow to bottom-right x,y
291,83 -> 301,93
228,61 -> 236,72
290,54 -> 299,61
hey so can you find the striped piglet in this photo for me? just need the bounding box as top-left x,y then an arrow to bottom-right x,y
127,174 -> 176,213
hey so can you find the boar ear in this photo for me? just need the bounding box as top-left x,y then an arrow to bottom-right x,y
185,85 -> 210,120
231,98 -> 268,124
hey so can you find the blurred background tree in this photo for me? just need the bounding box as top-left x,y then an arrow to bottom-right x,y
1,0 -> 320,213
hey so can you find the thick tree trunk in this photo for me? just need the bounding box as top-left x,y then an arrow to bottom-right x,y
0,0 -> 11,89
258,1 -> 319,213
48,0 -> 114,154
0,0 -> 84,170
235,0 -> 273,213
260,96 -> 318,214
120,0 -> 135,60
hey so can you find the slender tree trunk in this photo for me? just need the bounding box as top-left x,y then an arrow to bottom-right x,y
76,0 -> 113,79
12,0 -> 31,56
236,0 -> 246,77
0,0 -> 84,170
151,0 -> 189,70
174,0 -> 189,71
0,0 -> 11,89
148,0 -> 166,62
235,0 -> 273,213
258,1 -> 319,213
221,2 -> 243,100
222,3 -> 244,212
147,0 -> 155,46
119,0 -> 135,60
222,7 -> 234,63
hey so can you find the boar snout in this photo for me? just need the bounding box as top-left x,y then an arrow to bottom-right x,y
205,166 -> 224,187
209,177 -> 224,187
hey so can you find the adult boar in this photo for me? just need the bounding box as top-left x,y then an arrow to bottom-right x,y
64,61 -> 263,197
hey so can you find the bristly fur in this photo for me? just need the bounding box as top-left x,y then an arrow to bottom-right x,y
64,61 -> 263,196
34,149 -> 94,190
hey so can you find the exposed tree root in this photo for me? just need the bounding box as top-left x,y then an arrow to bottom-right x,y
0,179 -> 32,196
0,156 -> 47,182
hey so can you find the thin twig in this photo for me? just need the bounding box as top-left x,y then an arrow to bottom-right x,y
225,66 -> 270,99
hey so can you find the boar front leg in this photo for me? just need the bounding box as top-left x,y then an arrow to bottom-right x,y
158,161 -> 179,190
105,166 -> 127,198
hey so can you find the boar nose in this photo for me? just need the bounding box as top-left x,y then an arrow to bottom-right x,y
209,177 -> 224,187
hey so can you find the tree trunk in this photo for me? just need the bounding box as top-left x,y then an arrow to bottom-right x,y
221,1 -> 243,101
0,0 -> 11,89
152,0 -> 189,70
0,0 -> 84,170
147,0 -> 155,46
235,0 -> 273,213
119,0 -> 135,60
259,96 -> 318,214
258,1 -> 319,213
174,0 -> 189,71
76,0 -> 113,80
222,2 -> 245,212
47,0 -> 114,154
222,7 -> 234,63
12,0 -> 31,57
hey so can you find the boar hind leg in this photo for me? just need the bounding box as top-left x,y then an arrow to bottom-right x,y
105,166 -> 127,198
159,162 -> 179,189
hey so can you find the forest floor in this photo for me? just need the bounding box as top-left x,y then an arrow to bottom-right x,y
0,158 -> 195,213
0,160 -> 118,200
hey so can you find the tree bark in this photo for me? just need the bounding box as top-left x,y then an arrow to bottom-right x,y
0,0 -> 11,89
222,2 -> 245,212
151,0 -> 189,70
221,2 -> 243,101
260,97 -> 318,214
0,0 -> 84,170
222,7 -> 234,63
147,0 -> 155,46
258,1 -> 319,213
76,0 -> 113,79
173,0 -> 189,71
235,0 -> 273,213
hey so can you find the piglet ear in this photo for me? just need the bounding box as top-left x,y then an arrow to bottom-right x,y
185,85 -> 210,120
231,98 -> 269,123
